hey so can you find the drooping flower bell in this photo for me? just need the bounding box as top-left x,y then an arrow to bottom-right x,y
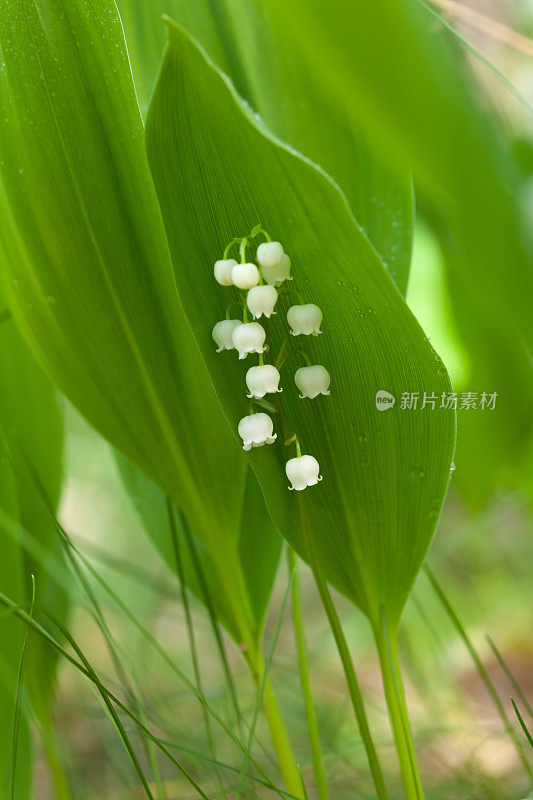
294,365 -> 331,399
214,258 -> 237,286
232,262 -> 260,290
263,254 -> 292,286
285,455 -> 322,491
247,285 -> 278,319
246,365 -> 282,398
238,413 -> 277,451
232,322 -> 266,359
287,303 -> 323,336
212,319 -> 241,352
257,241 -> 284,269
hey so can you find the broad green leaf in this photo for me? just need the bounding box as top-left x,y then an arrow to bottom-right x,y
117,454 -> 281,646
262,0 -> 533,354
145,23 -> 456,630
117,0 -> 413,294
0,0 -> 275,654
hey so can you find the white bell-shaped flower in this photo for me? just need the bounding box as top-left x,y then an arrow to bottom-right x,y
247,285 -> 278,319
263,254 -> 292,286
246,365 -> 282,398
238,413 -> 277,451
214,258 -> 237,286
212,319 -> 241,352
286,455 -> 322,491
287,303 -> 323,336
257,241 -> 284,269
295,365 -> 331,399
232,322 -> 266,359
232,262 -> 260,290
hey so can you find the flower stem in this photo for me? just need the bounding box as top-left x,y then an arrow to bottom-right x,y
223,237 -> 240,259
275,339 -> 288,370
288,548 -> 329,800
167,499 -> 225,799
373,609 -> 425,800
251,225 -> 271,242
225,301 -> 244,320
278,347 -> 313,370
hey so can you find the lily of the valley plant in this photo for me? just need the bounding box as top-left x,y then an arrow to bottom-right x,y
213,227 -> 329,490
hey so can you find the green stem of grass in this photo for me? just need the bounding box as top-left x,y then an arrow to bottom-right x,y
289,480 -> 388,799
426,566 -> 533,783
288,548 -> 329,800
373,610 -> 425,800
175,508 -> 304,799
312,573 -> 389,800
167,500 -> 223,799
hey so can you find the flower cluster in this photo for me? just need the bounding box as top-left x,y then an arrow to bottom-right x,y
212,227 -> 330,491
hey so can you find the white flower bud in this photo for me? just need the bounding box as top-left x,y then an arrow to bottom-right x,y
295,365 -> 331,399
263,254 -> 292,286
286,455 -> 322,491
214,259 -> 237,286
246,365 -> 282,398
257,241 -> 284,269
212,319 -> 241,352
232,322 -> 266,359
287,304 -> 323,336
247,285 -> 278,319
232,262 -> 260,290
238,413 -> 277,451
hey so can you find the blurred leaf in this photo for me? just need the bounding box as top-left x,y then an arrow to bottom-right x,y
117,454 -> 281,646
409,216 -> 533,505
438,229 -> 533,505
0,451 -> 31,798
0,276 -> 67,795
117,0 -> 413,294
0,293 -> 67,710
261,0 -> 533,355
0,0 -> 278,654
145,23 -> 456,630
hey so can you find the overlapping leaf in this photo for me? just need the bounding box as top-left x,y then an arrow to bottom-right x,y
0,0 -> 279,654
118,454 -> 281,646
117,0 -> 413,294
146,23 -> 456,630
